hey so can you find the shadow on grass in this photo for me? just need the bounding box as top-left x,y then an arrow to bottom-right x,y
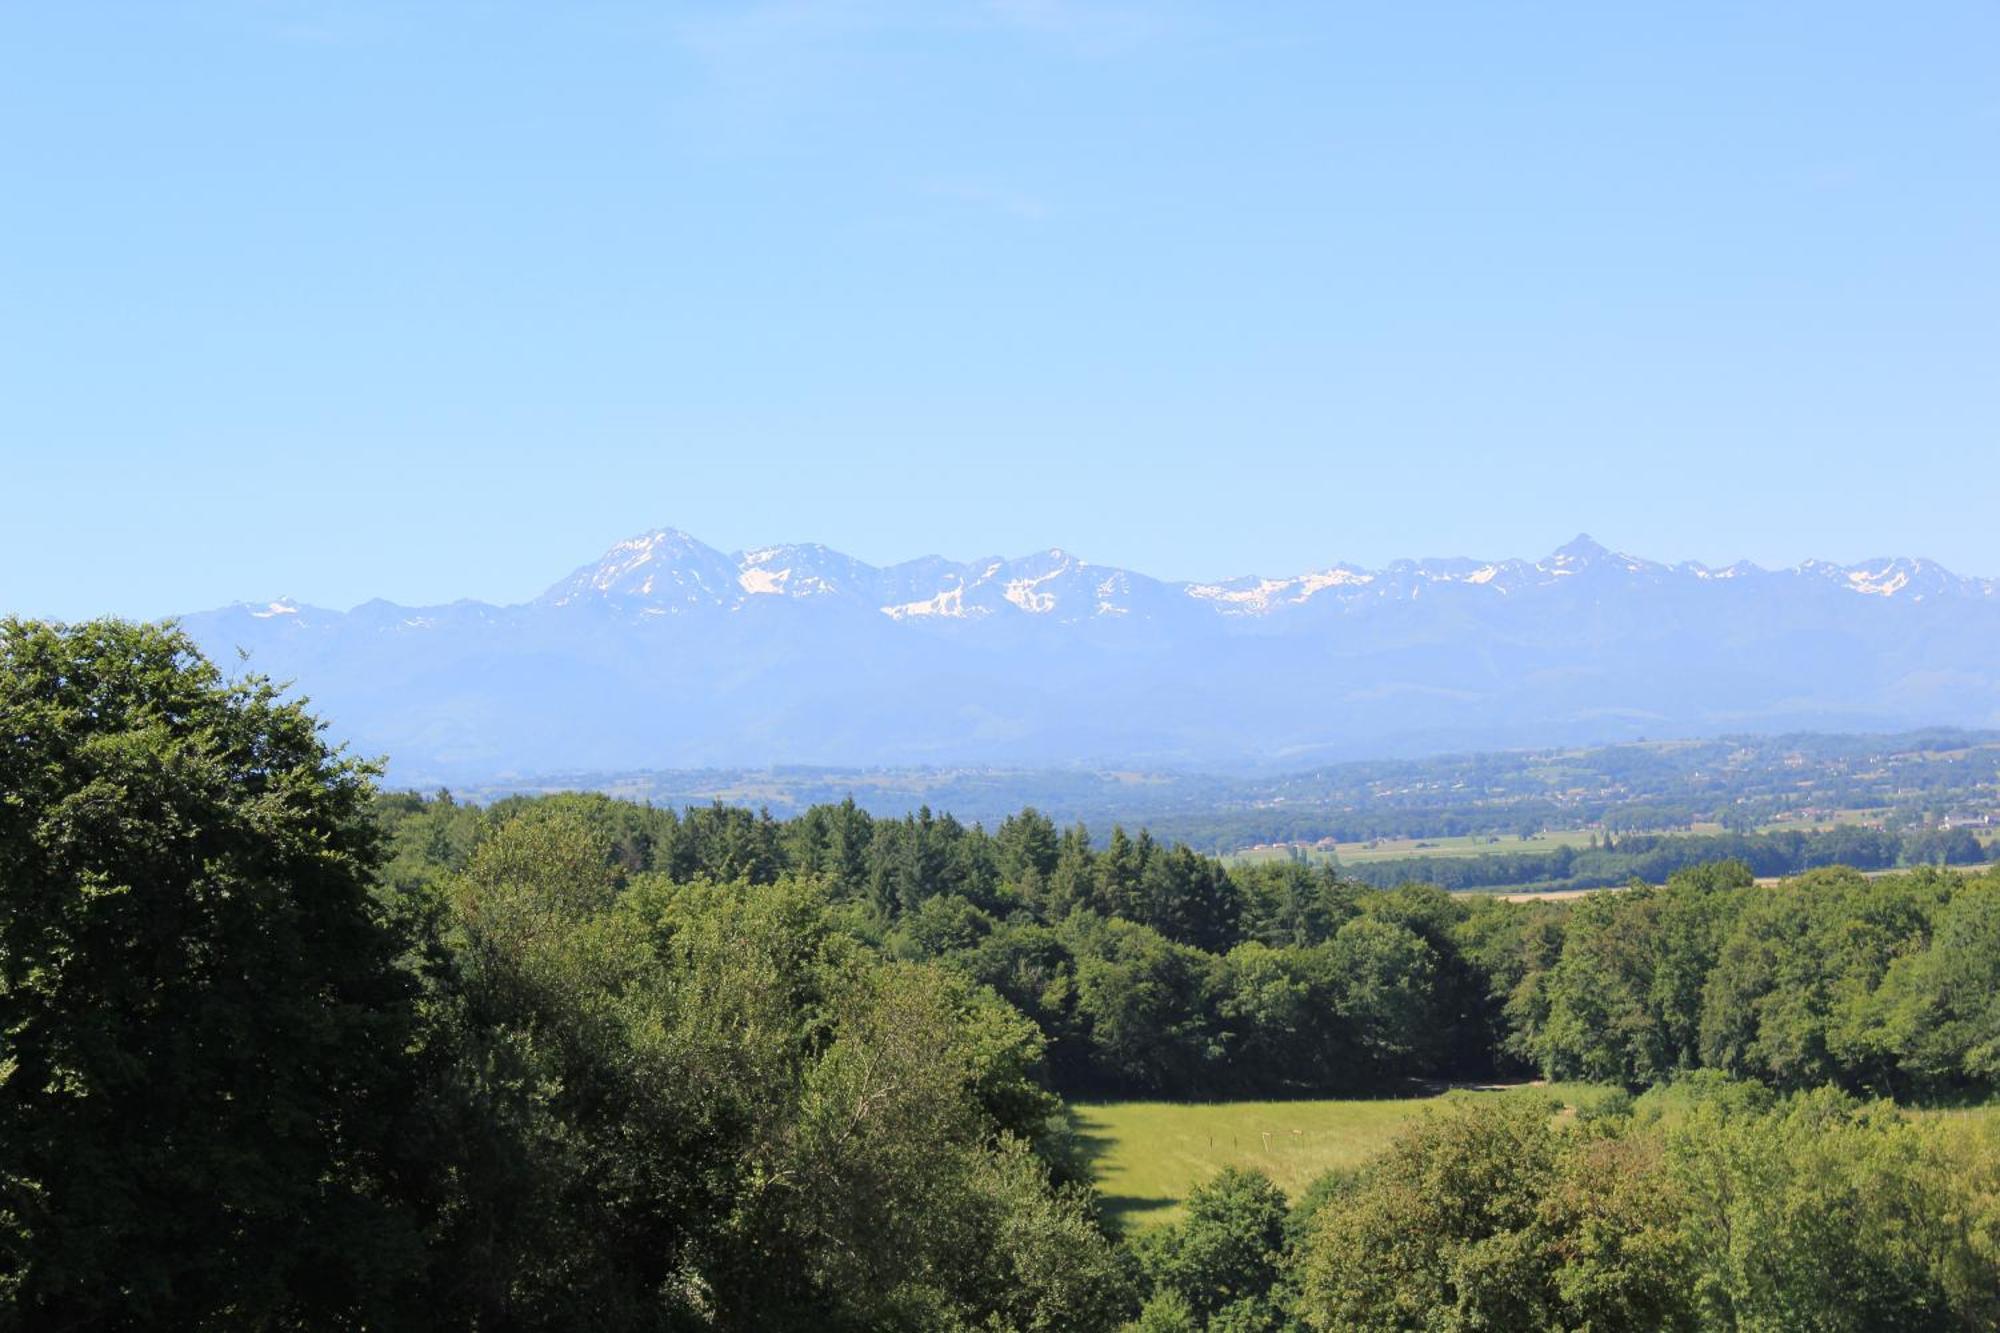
1061,1107 -> 1180,1231
1061,1108 -> 1116,1175
1097,1192 -> 1179,1230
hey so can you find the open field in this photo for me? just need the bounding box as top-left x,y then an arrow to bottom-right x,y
1910,1103 -> 2000,1135
1493,859 -> 1997,901
1496,884 -> 1628,903
1071,1084 -> 1612,1228
1228,829 -> 1603,867
1076,1085 -> 2000,1232
1234,811 -> 2000,866
1227,819 -> 1929,869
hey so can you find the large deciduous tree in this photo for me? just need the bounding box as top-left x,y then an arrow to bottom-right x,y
0,619 -> 425,1327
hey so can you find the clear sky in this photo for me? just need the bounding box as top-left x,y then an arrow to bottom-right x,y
4,2 -> 1996,619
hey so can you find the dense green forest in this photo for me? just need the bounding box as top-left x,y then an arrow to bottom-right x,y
373,787 -> 2000,1102
6,620 -> 2000,1329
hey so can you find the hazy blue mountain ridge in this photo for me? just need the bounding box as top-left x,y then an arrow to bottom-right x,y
177,529 -> 2000,783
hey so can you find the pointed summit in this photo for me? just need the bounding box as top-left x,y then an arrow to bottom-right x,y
538,526 -> 738,609
1551,533 -> 1610,563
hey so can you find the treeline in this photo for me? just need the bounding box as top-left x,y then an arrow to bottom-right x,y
1503,859 -> 2000,1094
1343,823 -> 1987,894
376,788 -> 2000,1102
377,792 -> 1505,1097
1129,1080 -> 2000,1330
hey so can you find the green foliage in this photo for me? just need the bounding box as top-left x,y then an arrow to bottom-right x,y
374,786 -> 1523,1099
1137,1168 -> 1289,1326
1867,879 -> 2000,1086
1655,1084 -> 2000,1330
366,779 -> 2000,1102
1697,869 -> 1937,1091
1498,861 -> 2000,1098
411,814 -> 734,1326
1293,1095 -> 1694,1331
1531,869 -> 1746,1086
0,619 -> 425,1327
1,623 -> 1138,1332
425,823 -> 1131,1330
1133,1288 -> 1202,1332
1287,1081 -> 2000,1331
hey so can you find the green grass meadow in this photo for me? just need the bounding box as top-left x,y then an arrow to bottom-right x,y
1072,1084 -> 1611,1228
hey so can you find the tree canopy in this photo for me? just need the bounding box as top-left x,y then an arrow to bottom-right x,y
0,618 -> 424,1326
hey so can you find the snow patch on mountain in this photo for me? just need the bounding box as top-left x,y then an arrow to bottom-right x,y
1297,567 -> 1376,595
1185,578 -> 1290,612
1004,568 -> 1065,613
1849,566 -> 1910,597
1187,566 -> 1376,614
882,586 -> 973,620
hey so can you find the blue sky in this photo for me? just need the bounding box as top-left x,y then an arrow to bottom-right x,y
4,2 -> 1996,619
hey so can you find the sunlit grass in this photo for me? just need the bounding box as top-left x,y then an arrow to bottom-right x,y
1073,1082 -> 1612,1228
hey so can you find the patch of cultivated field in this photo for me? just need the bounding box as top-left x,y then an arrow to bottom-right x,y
1908,1102 -> 2000,1131
1229,830 -> 1602,867
1339,830 -> 1602,863
1073,1084 -> 1609,1228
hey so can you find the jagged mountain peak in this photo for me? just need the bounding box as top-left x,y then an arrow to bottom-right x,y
538,526 -> 736,608
1541,533 -> 1662,576
613,527 -> 715,557
1827,555 -> 1959,600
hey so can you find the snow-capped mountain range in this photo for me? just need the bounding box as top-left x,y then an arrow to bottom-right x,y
180,529 -> 2000,782
465,527 -> 2000,621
